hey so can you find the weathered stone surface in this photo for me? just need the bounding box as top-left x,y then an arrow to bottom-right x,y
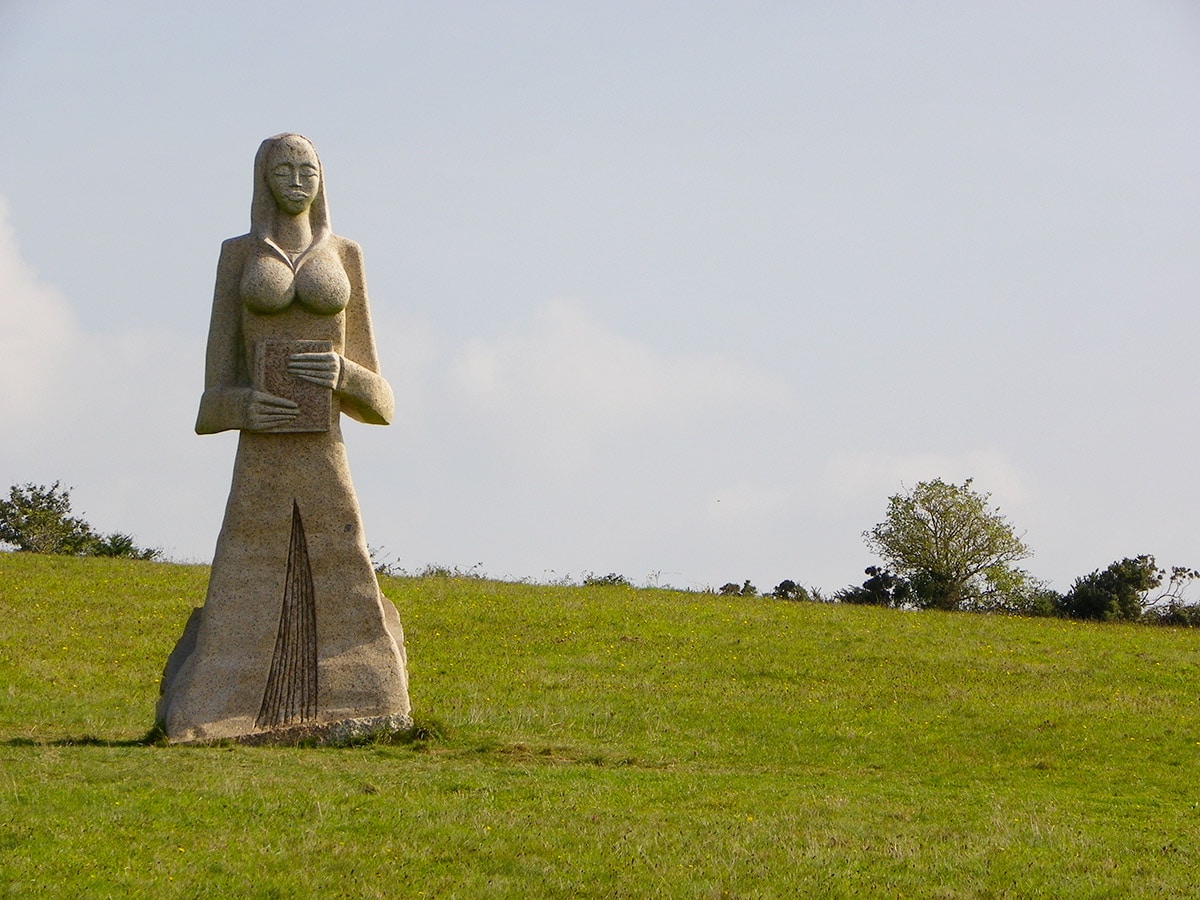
157,134 -> 411,743
173,714 -> 416,748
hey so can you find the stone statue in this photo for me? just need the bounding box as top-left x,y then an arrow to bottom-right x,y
157,134 -> 411,742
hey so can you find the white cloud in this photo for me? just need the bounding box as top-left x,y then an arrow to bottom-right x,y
0,198 -> 214,558
447,300 -> 792,474
0,196 -> 78,419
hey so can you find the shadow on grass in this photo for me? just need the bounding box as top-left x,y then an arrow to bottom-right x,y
5,726 -> 167,748
3,719 -> 448,750
3,725 -> 645,770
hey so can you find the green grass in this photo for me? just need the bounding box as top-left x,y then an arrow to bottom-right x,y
2,553 -> 1198,897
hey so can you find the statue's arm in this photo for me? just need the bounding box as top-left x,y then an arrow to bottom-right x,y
195,239 -> 292,434
335,239 -> 395,426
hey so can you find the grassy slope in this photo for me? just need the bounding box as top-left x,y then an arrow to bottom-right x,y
1,553 -> 1198,897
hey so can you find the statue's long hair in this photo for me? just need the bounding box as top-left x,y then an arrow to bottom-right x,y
249,133 -> 332,260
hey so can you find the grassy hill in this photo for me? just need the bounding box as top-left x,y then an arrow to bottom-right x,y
1,553 -> 1198,897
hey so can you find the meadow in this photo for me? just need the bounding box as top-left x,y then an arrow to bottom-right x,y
1,552 -> 1198,897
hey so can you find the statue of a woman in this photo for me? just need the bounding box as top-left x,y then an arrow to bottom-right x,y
157,134 -> 411,742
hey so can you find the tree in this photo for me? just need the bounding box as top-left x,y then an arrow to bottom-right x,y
0,482 -> 97,554
0,481 -> 159,559
864,478 -> 1030,611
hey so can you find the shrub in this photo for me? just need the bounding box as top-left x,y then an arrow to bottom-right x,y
1060,556 -> 1161,622
1144,602 -> 1200,628
769,580 -> 813,602
835,567 -> 910,607
1007,584 -> 1063,618
718,580 -> 757,597
907,569 -> 957,610
416,563 -> 486,579
583,572 -> 631,588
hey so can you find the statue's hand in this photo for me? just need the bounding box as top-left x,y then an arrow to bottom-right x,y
247,391 -> 301,431
288,351 -> 342,390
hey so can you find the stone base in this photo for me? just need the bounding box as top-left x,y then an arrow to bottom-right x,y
171,714 -> 414,747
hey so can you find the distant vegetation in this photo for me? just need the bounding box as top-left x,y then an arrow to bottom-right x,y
7,476 -> 1200,626
581,572 -> 631,588
815,478 -> 1200,627
732,478 -> 1200,628
0,482 -> 159,560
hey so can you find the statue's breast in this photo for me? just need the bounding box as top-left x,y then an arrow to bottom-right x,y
240,253 -> 294,313
241,246 -> 351,316
293,250 -> 351,315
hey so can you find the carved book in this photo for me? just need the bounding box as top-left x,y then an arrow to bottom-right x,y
254,339 -> 333,433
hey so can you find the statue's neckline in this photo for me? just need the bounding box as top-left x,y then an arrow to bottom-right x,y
263,236 -> 312,272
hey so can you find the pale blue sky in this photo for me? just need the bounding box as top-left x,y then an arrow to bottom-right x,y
2,1 -> 1198,591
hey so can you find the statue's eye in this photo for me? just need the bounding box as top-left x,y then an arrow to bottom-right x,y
299,166 -> 318,179
273,165 -> 292,177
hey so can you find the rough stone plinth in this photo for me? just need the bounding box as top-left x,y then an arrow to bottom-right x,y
173,714 -> 416,747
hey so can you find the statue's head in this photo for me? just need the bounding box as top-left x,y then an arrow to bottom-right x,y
250,133 -> 330,243
266,134 -> 320,216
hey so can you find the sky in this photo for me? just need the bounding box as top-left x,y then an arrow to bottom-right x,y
1,1 -> 1198,592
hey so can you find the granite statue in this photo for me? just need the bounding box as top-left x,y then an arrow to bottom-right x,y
157,134 -> 411,742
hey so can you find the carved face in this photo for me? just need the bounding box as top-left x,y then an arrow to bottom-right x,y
266,138 -> 320,216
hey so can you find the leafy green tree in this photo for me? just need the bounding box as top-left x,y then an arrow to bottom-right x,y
0,482 -> 98,554
864,478 -> 1031,611
0,481 -> 159,559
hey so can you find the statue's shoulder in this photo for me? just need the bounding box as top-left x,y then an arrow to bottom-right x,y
330,233 -> 363,261
330,234 -> 365,280
217,233 -> 256,262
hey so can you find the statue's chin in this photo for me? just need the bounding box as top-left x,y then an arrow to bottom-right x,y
271,195 -> 313,217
